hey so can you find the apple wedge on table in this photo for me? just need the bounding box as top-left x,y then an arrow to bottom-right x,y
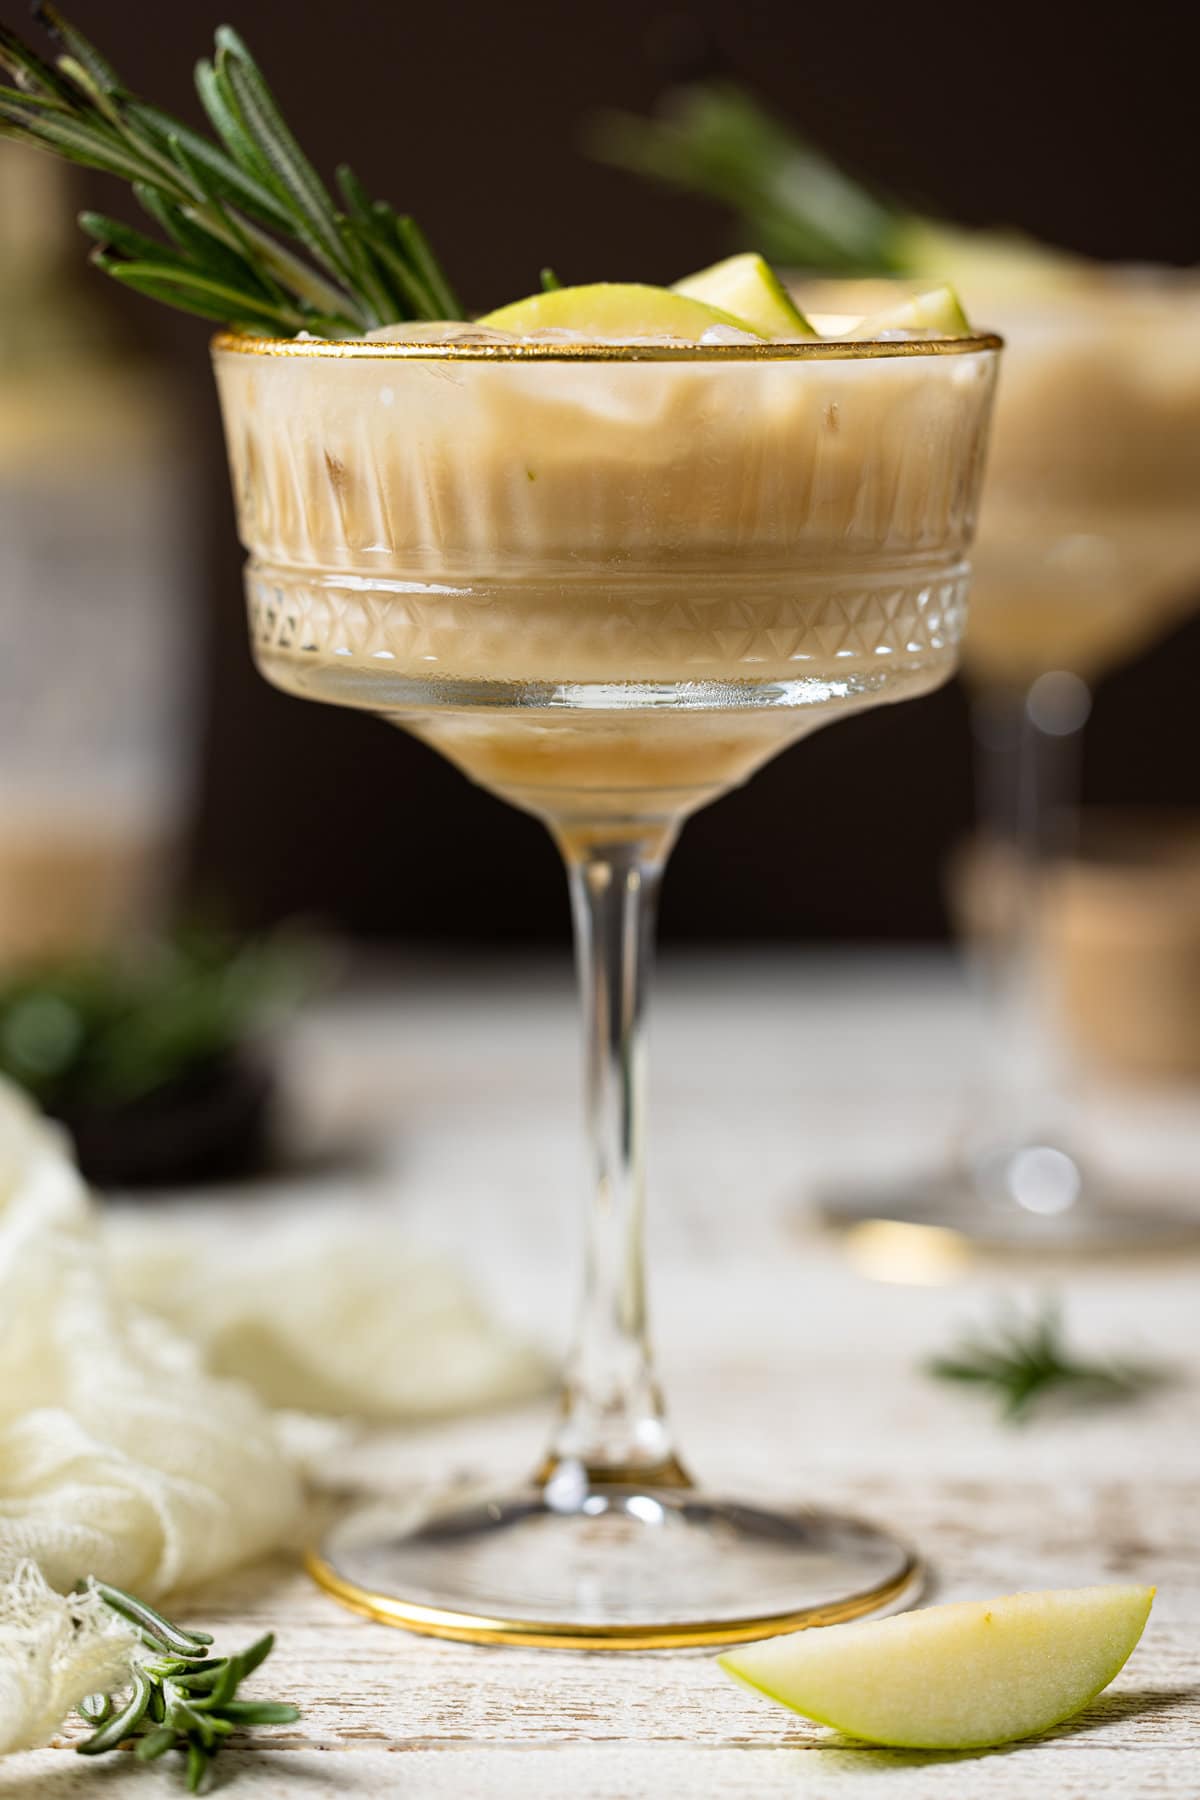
719,1586 -> 1155,1750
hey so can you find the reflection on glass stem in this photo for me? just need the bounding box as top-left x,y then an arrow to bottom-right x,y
966,672 -> 1093,1215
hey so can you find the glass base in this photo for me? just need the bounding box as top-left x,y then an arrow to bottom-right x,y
307,1477 -> 922,1649
819,1172 -> 1200,1253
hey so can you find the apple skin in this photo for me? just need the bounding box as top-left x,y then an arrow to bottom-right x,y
719,1585 -> 1155,1750
673,253 -> 816,339
844,284 -> 972,340
479,283 -> 765,340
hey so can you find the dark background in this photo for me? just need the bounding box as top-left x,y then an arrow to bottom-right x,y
19,0 -> 1200,944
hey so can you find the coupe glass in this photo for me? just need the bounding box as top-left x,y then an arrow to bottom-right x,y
214,326 -> 1000,1649
818,274 -> 1200,1248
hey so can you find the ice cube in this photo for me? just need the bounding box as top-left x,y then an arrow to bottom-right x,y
363,321 -> 517,344
697,323 -> 764,346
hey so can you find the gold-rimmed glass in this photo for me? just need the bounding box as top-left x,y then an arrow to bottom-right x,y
807,274 -> 1200,1249
213,325 -> 1000,1648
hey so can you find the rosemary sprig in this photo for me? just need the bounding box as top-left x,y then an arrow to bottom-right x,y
0,7 -> 463,334
75,1581 -> 298,1793
589,81 -> 911,276
926,1302 -> 1170,1423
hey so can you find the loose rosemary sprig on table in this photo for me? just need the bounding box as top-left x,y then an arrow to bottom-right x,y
0,5 -> 463,334
926,1302 -> 1170,1423
74,1581 -> 298,1793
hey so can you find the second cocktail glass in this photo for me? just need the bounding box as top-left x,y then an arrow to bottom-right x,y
214,326 -> 1000,1647
822,275 -> 1200,1248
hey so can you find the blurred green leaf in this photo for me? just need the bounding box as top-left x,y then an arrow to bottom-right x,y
589,82 -> 910,275
926,1300 -> 1172,1422
0,925 -> 320,1108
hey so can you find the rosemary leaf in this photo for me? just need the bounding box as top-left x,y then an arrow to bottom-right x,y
231,1633 -> 275,1682
0,20 -> 78,105
335,161 -> 374,225
219,1702 -> 301,1725
590,82 -> 907,276
89,1582 -> 212,1655
344,216 -> 429,319
79,208 -> 193,271
187,1659 -> 238,1712
55,53 -> 123,125
34,3 -> 121,95
335,217 -> 391,328
0,100 -> 161,183
102,259 -> 305,331
0,83 -> 74,121
131,97 -> 291,230
164,138 -> 292,305
235,216 -> 357,322
74,1581 -> 299,1787
135,1726 -> 178,1762
0,10 -> 465,333
76,1668 -> 154,1754
926,1302 -> 1170,1423
393,211 -> 462,320
213,28 -> 350,282
131,182 -> 280,303
193,56 -> 276,203
185,1742 -> 209,1795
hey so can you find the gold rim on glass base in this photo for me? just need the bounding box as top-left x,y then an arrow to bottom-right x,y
304,1479 -> 923,1650
820,1168 -> 1200,1255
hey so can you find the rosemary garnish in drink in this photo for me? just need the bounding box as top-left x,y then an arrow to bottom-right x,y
926,1302 -> 1170,1422
74,1582 -> 298,1792
0,6 -> 463,334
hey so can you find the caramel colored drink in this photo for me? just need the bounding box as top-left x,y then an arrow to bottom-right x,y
216,336 -> 997,841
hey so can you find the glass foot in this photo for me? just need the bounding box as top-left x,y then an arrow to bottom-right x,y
307,1476 -> 922,1649
819,1172 -> 1200,1253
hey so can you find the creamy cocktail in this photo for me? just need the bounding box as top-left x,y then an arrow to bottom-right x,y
801,271 -> 1200,690
967,275 -> 1200,689
216,329 -> 995,847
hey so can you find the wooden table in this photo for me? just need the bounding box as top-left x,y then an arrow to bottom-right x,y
6,952 -> 1199,1797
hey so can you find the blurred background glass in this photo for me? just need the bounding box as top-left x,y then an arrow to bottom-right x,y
581,24 -> 1200,1236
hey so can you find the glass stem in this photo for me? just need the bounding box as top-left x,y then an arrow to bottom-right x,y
541,832 -> 688,1492
968,673 -> 1091,1209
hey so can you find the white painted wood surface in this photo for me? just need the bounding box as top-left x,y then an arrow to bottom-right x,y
5,951 -> 1199,1797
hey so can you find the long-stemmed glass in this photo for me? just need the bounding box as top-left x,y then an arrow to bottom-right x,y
214,326 -> 999,1648
821,275 -> 1200,1247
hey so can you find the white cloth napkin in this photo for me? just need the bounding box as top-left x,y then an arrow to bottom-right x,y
0,1076 -> 548,1756
104,1207 -> 549,1423
0,1080 -> 301,1751
0,1081 -> 302,1603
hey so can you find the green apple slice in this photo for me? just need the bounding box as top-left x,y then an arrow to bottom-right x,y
719,1585 -> 1154,1749
843,284 -> 971,339
479,282 -> 765,339
672,253 -> 815,338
